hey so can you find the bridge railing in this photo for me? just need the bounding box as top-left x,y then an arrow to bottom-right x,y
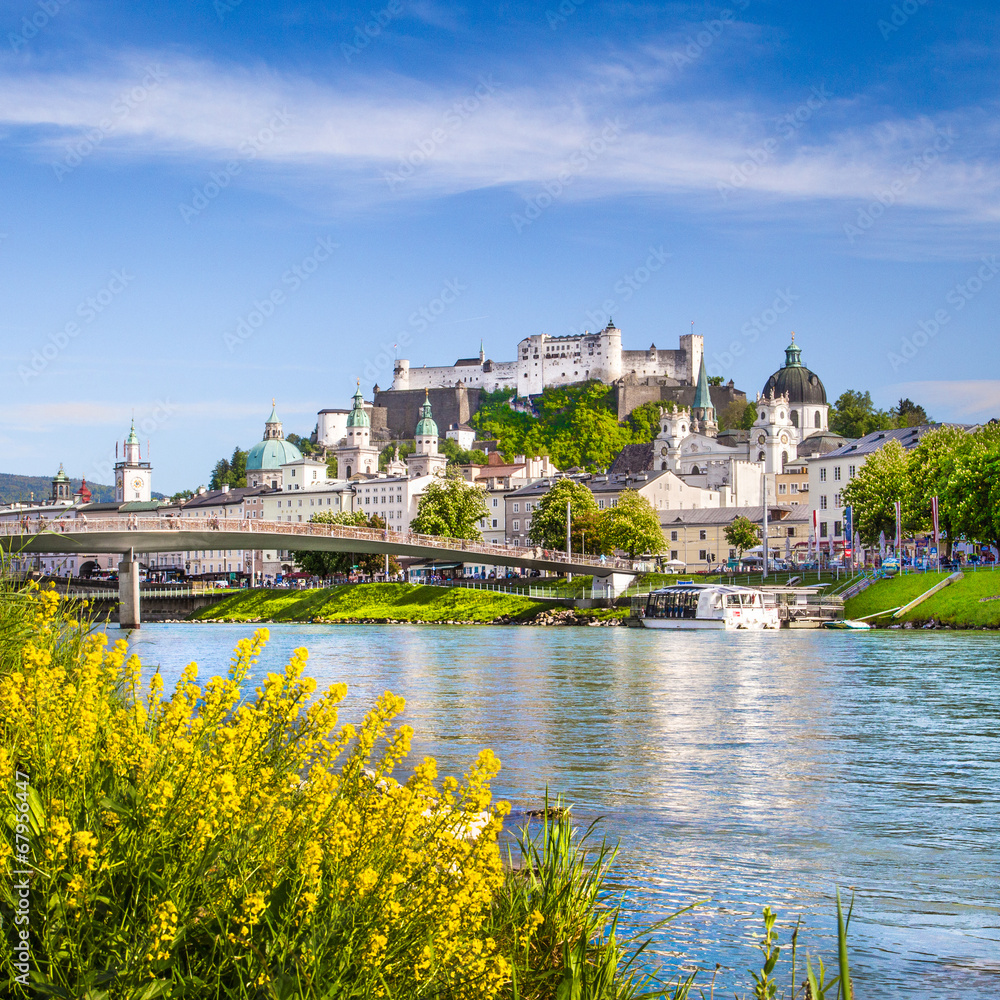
0,517 -> 640,573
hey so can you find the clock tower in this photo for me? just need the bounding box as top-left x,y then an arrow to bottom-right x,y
114,420 -> 153,502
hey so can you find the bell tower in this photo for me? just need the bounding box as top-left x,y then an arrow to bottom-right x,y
114,419 -> 152,502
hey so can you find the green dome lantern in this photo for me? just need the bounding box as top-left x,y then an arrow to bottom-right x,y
414,390 -> 438,437
346,381 -> 370,428
246,401 -> 303,471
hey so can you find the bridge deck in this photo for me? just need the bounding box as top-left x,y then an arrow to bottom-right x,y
0,517 -> 638,578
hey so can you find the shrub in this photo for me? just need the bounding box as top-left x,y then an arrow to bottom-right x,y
1,582 -> 510,998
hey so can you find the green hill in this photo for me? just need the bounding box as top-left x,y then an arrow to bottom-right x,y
0,473 -> 166,505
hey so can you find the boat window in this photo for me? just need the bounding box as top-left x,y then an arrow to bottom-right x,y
726,595 -> 741,607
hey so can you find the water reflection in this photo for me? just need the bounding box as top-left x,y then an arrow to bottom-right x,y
127,624 -> 1000,997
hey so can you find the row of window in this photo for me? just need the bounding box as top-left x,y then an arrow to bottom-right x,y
818,465 -> 857,482
818,494 -> 843,510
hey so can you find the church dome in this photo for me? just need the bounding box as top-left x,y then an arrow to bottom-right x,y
346,383 -> 370,428
246,438 -> 303,471
246,403 -> 302,470
762,336 -> 827,405
415,392 -> 438,436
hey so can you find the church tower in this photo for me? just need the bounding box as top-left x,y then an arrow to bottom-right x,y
114,420 -> 152,502
654,407 -> 690,472
690,357 -> 718,437
406,391 -> 448,478
335,382 -> 380,478
51,464 -> 71,502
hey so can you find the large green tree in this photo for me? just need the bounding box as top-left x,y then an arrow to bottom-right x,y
209,447 -> 248,491
905,425 -> 970,555
410,475 -> 487,540
895,398 -> 929,428
829,390 -> 896,439
724,515 -> 760,559
940,424 -> 1000,553
597,489 -> 664,559
840,438 -> 916,546
291,511 -> 399,578
527,478 -> 599,550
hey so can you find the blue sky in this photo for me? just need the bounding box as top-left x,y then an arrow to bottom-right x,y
1,0 -> 998,492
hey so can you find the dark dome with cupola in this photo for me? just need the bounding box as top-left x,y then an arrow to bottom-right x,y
762,334 -> 827,405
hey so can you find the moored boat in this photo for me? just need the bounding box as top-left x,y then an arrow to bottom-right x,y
636,583 -> 780,630
821,619 -> 873,630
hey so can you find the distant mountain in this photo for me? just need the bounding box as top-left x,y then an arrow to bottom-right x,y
0,473 -> 166,505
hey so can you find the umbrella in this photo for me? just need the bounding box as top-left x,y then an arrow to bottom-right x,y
878,530 -> 886,559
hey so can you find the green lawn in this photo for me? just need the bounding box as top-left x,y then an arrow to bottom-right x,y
844,571 -> 1000,627
189,584 -> 557,624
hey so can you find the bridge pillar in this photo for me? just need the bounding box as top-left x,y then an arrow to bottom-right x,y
118,557 -> 141,629
592,572 -> 635,599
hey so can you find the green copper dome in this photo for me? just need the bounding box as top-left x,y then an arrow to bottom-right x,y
415,393 -> 438,436
126,419 -> 139,445
53,463 -> 70,483
346,382 -> 370,428
246,438 -> 303,470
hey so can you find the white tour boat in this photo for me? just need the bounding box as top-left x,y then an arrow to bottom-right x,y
636,583 -> 780,630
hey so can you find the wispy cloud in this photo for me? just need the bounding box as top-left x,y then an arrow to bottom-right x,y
889,380 -> 1000,421
9,399 -> 323,431
0,51 -> 997,224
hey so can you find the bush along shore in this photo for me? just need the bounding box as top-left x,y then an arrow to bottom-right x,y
1,576 -> 858,999
188,583 -> 628,626
844,570 -> 1000,629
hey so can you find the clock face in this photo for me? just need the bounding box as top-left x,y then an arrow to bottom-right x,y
780,434 -> 789,444
757,433 -> 766,444
660,447 -> 668,456
132,477 -> 144,490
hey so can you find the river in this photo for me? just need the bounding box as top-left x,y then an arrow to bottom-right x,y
125,623 -> 1000,998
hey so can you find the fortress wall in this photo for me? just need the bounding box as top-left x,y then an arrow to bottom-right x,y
616,383 -> 746,421
373,386 -> 482,439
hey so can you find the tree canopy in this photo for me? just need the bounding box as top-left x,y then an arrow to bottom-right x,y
724,515 -> 760,558
527,478 -> 599,550
291,511 -> 399,578
840,438 -> 915,546
829,390 -> 932,439
410,475 -> 487,540
596,489 -> 664,559
209,447 -> 248,491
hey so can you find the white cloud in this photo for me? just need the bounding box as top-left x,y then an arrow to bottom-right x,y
0,51 -> 997,222
888,380 -> 1000,421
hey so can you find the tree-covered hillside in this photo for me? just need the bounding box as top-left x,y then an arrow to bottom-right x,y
468,383 -> 749,472
0,473 -> 122,504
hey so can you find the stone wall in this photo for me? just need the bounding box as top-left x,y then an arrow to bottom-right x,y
615,381 -> 746,421
373,386 -> 482,440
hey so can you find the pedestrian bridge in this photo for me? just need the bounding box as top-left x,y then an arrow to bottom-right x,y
0,517 -> 639,625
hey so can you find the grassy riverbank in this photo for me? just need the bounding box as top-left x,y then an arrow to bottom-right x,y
844,571 -> 1000,627
190,583 -> 566,624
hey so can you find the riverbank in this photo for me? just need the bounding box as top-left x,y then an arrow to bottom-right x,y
844,570 -> 1000,628
188,583 -> 626,625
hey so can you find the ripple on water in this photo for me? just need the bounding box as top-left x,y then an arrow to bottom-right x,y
125,623 -> 1000,999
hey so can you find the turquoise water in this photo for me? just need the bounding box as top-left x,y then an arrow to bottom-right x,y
126,624 -> 1000,998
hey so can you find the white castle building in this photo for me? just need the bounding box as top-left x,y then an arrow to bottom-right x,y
391,321 -> 704,397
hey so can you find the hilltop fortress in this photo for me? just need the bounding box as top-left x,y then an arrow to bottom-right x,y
390,320 -> 704,397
